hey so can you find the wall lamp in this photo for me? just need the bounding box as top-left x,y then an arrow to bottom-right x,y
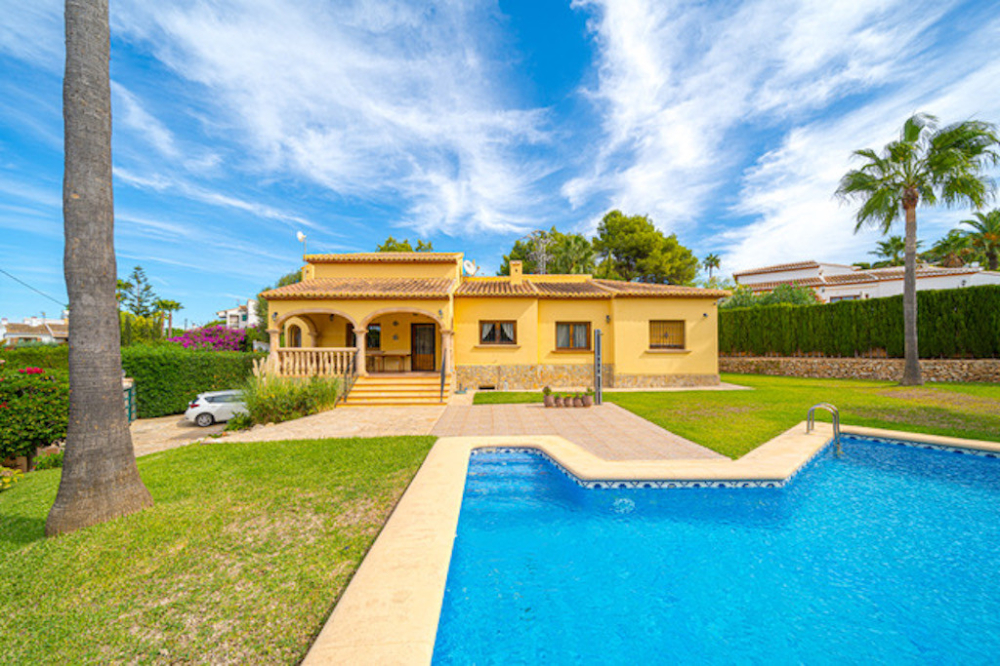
272,312 -> 278,321
605,315 -> 611,323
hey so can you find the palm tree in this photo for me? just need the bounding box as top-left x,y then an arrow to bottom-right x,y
46,0 -> 153,535
869,236 -> 907,266
551,234 -> 596,274
924,229 -> 972,267
836,113 -> 999,386
961,209 -> 1000,270
154,298 -> 183,336
703,253 -> 721,279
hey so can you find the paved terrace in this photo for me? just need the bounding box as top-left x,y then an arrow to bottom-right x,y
431,403 -> 722,460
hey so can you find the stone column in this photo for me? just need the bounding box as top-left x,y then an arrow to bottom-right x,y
440,329 -> 455,375
354,327 -> 368,376
266,327 -> 280,373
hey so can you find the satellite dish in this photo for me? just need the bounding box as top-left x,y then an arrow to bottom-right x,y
296,231 -> 307,243
463,259 -> 479,276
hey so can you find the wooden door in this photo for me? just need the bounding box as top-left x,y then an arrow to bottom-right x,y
411,324 -> 436,371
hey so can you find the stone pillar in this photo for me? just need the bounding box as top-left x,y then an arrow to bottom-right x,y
440,329 -> 455,375
266,328 -> 280,373
354,327 -> 368,376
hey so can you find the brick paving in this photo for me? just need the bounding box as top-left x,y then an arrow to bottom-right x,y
223,405 -> 447,443
431,403 -> 722,461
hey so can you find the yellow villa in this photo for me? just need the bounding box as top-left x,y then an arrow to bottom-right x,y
261,252 -> 728,402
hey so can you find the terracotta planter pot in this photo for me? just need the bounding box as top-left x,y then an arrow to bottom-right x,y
573,397 -> 584,407
582,395 -> 593,407
554,397 -> 564,407
543,395 -> 554,408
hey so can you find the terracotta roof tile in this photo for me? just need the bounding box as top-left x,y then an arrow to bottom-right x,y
262,277 -> 453,300
454,280 -> 538,297
731,261 -> 821,277
532,281 -> 612,298
305,252 -> 461,264
745,277 -> 827,291
592,279 -> 730,298
750,265 -> 984,290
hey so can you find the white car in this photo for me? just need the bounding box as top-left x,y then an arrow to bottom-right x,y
184,390 -> 247,427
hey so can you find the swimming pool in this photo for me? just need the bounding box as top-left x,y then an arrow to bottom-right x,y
433,437 -> 1000,663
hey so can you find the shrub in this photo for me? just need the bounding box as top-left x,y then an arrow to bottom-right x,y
224,412 -> 254,432
34,451 -> 64,470
719,285 -> 1000,358
121,345 -> 264,418
0,367 -> 69,460
169,326 -> 246,351
241,375 -> 340,426
0,345 -> 69,371
1,466 -> 23,492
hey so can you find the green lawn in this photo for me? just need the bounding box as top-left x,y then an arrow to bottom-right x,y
475,374 -> 1000,459
0,435 -> 436,664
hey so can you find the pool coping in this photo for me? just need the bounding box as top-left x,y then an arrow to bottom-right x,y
302,424 -> 1000,665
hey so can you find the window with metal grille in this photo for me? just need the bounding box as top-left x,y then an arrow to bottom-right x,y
649,320 -> 685,349
556,322 -> 590,350
480,320 -> 517,345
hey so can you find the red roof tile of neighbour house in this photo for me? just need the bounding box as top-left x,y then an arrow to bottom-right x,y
744,277 -> 827,291
304,252 -> 462,264
454,280 -> 539,297
731,261 -> 822,277
592,279 -> 730,298
747,265 -> 986,291
261,277 -> 454,300
3,322 -> 69,339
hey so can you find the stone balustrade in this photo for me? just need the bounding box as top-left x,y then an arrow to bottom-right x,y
275,347 -> 357,377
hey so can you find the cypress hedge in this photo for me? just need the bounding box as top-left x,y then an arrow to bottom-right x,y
0,345 -> 69,371
719,285 -> 1000,359
121,346 -> 264,418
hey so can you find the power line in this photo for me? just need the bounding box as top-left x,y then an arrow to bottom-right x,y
0,267 -> 66,308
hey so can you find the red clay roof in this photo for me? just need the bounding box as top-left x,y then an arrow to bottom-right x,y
592,279 -> 730,298
748,265 -> 984,290
532,281 -> 612,298
454,280 -> 538,297
731,261 -> 821,277
304,252 -> 461,264
262,277 -> 453,300
3,322 -> 68,338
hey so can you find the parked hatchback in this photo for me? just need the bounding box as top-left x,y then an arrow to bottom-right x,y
184,390 -> 247,427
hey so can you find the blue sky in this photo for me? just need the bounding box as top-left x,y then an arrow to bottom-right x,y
3,0 -> 1000,323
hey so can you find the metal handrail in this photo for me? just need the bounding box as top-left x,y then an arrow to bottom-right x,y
806,402 -> 841,455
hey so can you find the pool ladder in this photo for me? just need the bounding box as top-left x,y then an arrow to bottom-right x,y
806,403 -> 842,456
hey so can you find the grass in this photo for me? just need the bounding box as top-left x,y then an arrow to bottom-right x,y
474,374 -> 1000,459
0,435 -> 436,664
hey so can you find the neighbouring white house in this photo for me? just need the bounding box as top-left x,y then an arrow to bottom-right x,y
216,299 -> 259,330
0,316 -> 69,346
733,260 -> 1000,303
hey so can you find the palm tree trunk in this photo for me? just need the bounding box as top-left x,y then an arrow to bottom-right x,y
46,0 -> 153,536
990,251 -> 998,272
901,203 -> 923,386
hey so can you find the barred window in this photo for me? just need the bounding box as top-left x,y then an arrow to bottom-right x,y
556,322 -> 590,350
649,320 -> 685,349
480,320 -> 517,345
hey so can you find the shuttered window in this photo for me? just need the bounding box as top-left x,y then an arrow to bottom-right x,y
649,320 -> 685,349
556,322 -> 590,350
480,320 -> 517,345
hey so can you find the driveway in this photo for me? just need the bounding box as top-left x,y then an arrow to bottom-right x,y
131,415 -> 224,457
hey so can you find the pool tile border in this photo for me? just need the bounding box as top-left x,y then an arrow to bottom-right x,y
303,424 -> 1000,665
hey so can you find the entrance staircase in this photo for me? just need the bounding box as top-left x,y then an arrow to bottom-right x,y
343,373 -> 451,406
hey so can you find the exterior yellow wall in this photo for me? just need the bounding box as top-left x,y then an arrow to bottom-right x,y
453,298 -> 538,365
610,298 -> 719,375
536,300 -> 613,365
310,261 -> 460,281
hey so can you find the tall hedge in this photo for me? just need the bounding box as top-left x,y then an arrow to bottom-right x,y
719,285 -> 1000,358
0,345 -> 69,371
121,346 -> 264,418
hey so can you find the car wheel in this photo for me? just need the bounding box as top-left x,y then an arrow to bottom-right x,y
195,413 -> 215,427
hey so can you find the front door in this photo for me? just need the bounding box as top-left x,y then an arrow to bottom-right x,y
411,324 -> 436,371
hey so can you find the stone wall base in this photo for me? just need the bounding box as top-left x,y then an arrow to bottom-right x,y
613,373 -> 720,388
719,357 -> 1000,383
455,364 -> 720,390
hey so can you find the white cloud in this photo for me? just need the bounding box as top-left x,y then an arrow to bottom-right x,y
565,0 -> 954,235
111,82 -> 181,160
722,17 -> 1000,274
112,0 -> 554,236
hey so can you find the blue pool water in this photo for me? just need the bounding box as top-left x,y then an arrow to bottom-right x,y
433,437 -> 1000,664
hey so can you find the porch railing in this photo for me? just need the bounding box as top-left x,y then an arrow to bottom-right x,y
275,347 -> 357,377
